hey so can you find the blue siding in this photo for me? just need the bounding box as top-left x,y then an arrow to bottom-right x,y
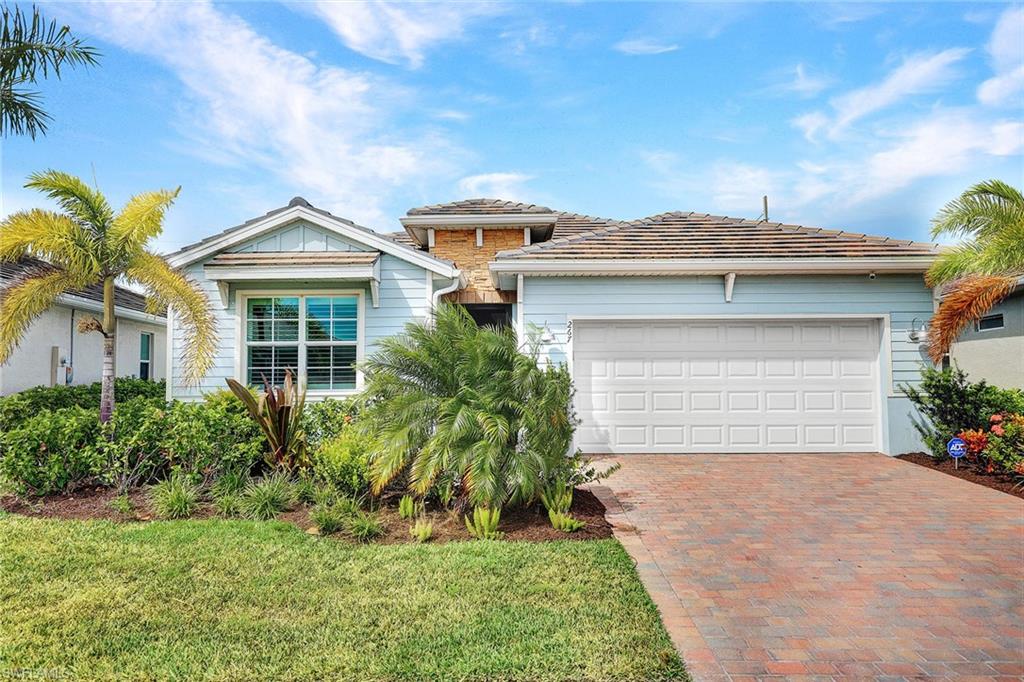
169,253 -> 429,400
522,274 -> 934,455
230,221 -> 372,253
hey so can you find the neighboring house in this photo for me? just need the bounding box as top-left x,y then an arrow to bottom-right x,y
0,257 -> 167,396
948,282 -> 1024,389
167,197 -> 940,455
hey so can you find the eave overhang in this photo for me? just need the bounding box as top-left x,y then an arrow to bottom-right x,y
399,213 -> 557,247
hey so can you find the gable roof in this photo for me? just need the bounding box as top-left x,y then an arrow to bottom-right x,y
0,257 -> 162,318
496,211 -> 939,260
168,197 -> 457,277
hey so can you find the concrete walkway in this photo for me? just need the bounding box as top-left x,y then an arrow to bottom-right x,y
592,454 -> 1024,681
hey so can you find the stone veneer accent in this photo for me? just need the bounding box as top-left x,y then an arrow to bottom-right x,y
430,228 -> 525,304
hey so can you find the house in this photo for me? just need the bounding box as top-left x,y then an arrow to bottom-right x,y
948,280 -> 1023,389
166,197 -> 940,455
0,257 -> 167,395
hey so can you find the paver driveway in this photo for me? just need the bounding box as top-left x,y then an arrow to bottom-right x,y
592,454 -> 1024,681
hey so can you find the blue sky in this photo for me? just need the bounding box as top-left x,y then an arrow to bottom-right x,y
3,2 -> 1022,253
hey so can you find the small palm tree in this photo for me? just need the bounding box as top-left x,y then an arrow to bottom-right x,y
0,170 -> 217,421
1,4 -> 99,138
926,180 -> 1024,363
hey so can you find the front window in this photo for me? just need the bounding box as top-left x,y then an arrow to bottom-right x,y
139,332 -> 153,380
245,294 -> 359,391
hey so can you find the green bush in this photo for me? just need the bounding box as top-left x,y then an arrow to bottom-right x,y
348,510 -> 384,542
240,473 -> 294,521
902,366 -> 1024,457
303,398 -> 359,449
98,397 -> 170,492
310,502 -> 350,534
310,428 -> 372,498
0,406 -> 102,496
161,393 -> 264,482
213,493 -> 242,518
0,378 -> 165,431
150,472 -> 201,519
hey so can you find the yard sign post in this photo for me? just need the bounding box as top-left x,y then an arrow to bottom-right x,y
947,437 -> 967,470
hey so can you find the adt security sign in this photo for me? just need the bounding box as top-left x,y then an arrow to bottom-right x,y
947,437 -> 967,468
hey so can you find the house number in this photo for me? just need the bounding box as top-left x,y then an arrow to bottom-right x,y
566,320 -> 573,342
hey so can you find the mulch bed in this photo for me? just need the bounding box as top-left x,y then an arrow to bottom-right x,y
1,486 -> 613,543
896,452 -> 1024,500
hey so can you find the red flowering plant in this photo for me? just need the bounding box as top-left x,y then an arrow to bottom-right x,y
959,413 -> 1024,474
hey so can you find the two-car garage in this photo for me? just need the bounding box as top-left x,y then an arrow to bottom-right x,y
572,318 -> 884,454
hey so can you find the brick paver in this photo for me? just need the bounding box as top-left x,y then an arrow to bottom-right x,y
592,454 -> 1024,681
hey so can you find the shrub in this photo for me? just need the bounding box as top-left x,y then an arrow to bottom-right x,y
464,506 -> 501,540
903,366 -> 1024,457
548,510 -> 586,533
150,473 -> 201,519
360,304 -> 576,509
210,469 -> 248,498
161,395 -> 264,483
292,477 -> 318,505
110,494 -> 133,515
226,371 -> 307,472
240,473 -> 294,521
303,397 -> 359,449
408,518 -> 433,543
0,406 -> 102,496
310,428 -> 372,498
348,510 -> 384,542
0,378 -> 165,430
959,413 -> 1024,474
98,397 -> 169,492
310,502 -> 351,534
213,493 -> 242,518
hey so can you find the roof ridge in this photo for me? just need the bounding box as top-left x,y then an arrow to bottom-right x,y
495,210 -> 630,258
407,197 -> 555,215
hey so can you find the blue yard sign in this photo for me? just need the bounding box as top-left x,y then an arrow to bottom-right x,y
947,437 -> 967,458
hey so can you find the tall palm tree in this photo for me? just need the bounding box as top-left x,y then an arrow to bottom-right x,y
1,4 -> 99,138
0,170 -> 217,421
926,180 -> 1024,363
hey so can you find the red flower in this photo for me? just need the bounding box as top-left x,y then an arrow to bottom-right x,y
991,424 -> 1005,436
990,413 -> 1004,423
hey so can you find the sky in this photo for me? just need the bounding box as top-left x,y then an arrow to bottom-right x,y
2,1 -> 1023,254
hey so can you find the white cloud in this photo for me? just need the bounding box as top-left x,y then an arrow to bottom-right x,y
299,1 -> 500,68
434,109 -> 471,122
978,6 -> 1024,106
613,38 -> 678,56
457,172 -> 533,200
773,63 -> 833,98
792,111 -> 829,143
65,1 -> 461,227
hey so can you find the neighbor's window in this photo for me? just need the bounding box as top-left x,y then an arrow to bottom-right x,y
245,295 -> 358,391
976,313 -> 1004,332
139,332 -> 153,381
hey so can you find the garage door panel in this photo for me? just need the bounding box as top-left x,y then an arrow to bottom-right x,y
573,318 -> 881,454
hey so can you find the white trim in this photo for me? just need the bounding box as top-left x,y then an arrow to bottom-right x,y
235,288 -> 366,398
516,274 -> 525,340
724,272 -> 736,302
165,309 -> 173,402
169,204 -> 458,277
401,214 -> 556,227
427,228 -> 436,249
566,313 -> 893,454
975,313 -> 1005,332
523,227 -> 531,246
489,257 -> 934,287
57,293 -> 164,324
204,264 -> 378,282
475,228 -> 483,247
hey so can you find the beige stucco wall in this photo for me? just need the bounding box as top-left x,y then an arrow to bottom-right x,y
0,304 -> 166,396
949,291 -> 1024,389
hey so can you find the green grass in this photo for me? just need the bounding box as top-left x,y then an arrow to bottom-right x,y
0,516 -> 686,681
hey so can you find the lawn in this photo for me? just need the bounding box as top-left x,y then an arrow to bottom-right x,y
0,514 -> 686,681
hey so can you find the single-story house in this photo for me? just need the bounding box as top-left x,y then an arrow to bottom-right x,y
0,257 -> 167,396
166,197 -> 940,455
948,279 -> 1023,389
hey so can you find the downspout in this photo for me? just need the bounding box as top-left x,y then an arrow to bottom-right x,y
431,272 -> 466,312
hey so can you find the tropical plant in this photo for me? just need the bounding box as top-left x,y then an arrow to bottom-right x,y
348,510 -> 384,542
464,506 -> 501,540
926,180 -> 1024,362
540,483 -> 573,515
97,396 -> 168,492
150,472 -> 201,519
0,377 -> 164,431
408,517 -> 433,543
0,4 -> 99,138
310,502 -> 350,534
226,371 -> 307,471
548,511 -> 586,533
0,171 -> 217,421
0,405 -> 101,495
213,493 -> 242,518
359,304 -> 576,509
398,494 -> 416,520
239,472 -> 294,521
309,427 -> 371,497
302,397 -> 358,449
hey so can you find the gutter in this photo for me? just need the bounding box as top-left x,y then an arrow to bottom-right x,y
58,293 -> 165,324
431,271 -> 467,310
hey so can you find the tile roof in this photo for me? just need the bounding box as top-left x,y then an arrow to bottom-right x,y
207,252 -> 379,267
0,257 -> 159,316
406,198 -> 555,215
496,211 -> 939,260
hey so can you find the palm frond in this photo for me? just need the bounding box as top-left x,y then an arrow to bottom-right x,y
25,170 -> 112,234
0,208 -> 99,276
931,179 -> 1024,241
927,274 -> 1019,363
0,263 -> 86,363
106,188 -> 180,263
124,251 -> 216,385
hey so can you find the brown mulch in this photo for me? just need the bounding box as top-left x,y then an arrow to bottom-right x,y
896,452 -> 1024,500
0,486 -> 613,543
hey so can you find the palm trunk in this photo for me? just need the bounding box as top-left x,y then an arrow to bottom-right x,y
99,276 -> 117,423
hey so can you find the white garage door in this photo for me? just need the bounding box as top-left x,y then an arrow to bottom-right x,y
573,319 -> 882,453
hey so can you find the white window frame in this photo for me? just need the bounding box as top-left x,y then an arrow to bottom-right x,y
975,313 -> 1004,332
139,332 -> 154,381
236,289 -> 366,397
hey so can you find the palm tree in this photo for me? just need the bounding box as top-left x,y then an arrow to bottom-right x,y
0,170 -> 217,421
1,4 -> 99,138
926,180 -> 1024,363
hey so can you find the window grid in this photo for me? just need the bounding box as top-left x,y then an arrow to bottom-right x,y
244,294 -> 359,391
